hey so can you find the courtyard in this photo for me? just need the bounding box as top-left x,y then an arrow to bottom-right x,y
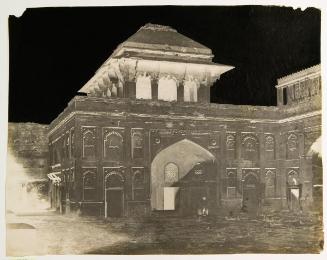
6,210 -> 323,256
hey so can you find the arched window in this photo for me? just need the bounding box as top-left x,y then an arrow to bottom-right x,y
226,133 -> 236,150
226,133 -> 236,159
104,132 -> 123,161
131,131 -> 143,159
242,135 -> 259,160
82,128 -> 96,158
164,163 -> 179,184
265,135 -> 275,160
287,169 -> 300,186
265,135 -> 275,151
158,76 -> 177,101
132,169 -> 145,201
265,170 -> 276,198
184,80 -> 198,102
105,172 -> 124,189
287,133 -> 299,159
244,173 -> 258,189
287,133 -> 298,151
136,74 -> 152,99
83,170 -> 97,201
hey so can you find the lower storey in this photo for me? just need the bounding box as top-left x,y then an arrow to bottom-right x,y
50,183 -> 314,217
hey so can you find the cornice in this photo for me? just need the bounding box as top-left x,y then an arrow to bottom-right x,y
276,64 -> 321,88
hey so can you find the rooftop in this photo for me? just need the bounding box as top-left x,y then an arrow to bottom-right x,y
276,64 -> 321,87
112,23 -> 213,57
79,23 -> 233,94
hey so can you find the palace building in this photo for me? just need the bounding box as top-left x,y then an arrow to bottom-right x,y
47,24 -> 321,217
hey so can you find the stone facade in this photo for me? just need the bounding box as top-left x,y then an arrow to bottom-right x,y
47,24 -> 321,217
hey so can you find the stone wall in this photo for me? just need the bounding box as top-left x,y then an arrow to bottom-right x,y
47,92 -> 320,215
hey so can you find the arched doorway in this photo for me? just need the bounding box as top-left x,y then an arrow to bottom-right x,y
242,173 -> 259,214
151,139 -> 217,215
286,169 -> 302,211
104,171 -> 124,218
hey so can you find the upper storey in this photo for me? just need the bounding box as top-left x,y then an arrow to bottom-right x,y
113,23 -> 213,59
275,64 -> 321,109
78,24 -> 234,103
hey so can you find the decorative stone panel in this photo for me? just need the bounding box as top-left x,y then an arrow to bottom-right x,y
241,133 -> 259,161
131,128 -> 144,159
82,127 -> 96,158
103,127 -> 125,161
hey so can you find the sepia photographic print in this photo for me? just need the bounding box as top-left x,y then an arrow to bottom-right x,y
3,1 -> 324,257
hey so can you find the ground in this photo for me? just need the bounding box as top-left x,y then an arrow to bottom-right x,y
6,210 -> 323,256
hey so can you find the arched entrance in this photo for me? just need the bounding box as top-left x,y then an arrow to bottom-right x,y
104,171 -> 124,218
151,139 -> 217,215
242,173 -> 259,214
286,169 -> 302,211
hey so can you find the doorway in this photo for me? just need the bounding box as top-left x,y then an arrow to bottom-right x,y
106,189 -> 124,217
288,187 -> 301,211
189,186 -> 208,215
104,171 -> 124,218
150,138 -> 216,211
242,174 -> 259,214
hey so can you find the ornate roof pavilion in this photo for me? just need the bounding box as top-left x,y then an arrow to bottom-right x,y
79,24 -> 234,95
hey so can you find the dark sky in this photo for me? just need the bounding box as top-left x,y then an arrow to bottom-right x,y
8,6 -> 320,124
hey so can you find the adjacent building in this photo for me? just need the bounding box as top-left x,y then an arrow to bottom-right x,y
47,24 -> 321,217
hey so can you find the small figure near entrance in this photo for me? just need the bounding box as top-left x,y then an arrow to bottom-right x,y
197,196 -> 209,217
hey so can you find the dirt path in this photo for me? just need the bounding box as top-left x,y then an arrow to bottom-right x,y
6,212 -> 323,256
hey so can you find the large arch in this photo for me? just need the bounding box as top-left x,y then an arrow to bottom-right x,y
150,138 -> 216,210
